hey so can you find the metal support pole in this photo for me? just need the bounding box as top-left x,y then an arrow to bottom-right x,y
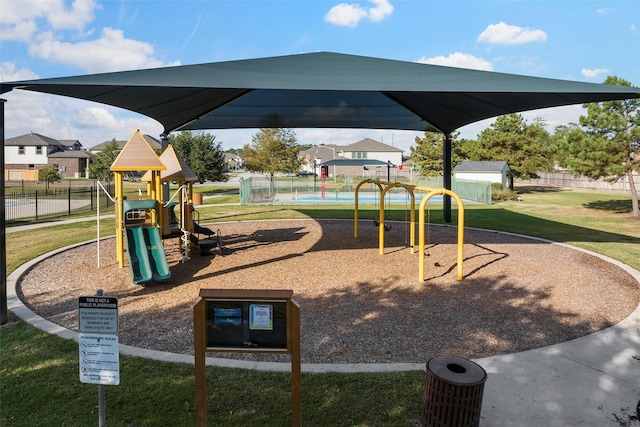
1,98 -> 7,325
443,134 -> 452,224
96,288 -> 106,427
161,133 -> 169,203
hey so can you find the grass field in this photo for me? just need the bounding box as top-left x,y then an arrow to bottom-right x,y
2,186 -> 639,426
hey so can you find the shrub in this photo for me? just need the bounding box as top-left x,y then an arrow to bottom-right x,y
491,183 -> 520,201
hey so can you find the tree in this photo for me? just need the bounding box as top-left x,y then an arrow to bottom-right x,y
38,165 -> 61,191
557,76 -> 640,217
89,140 -> 119,181
241,117 -> 302,185
471,113 -> 554,189
410,131 -> 464,176
170,131 -> 227,183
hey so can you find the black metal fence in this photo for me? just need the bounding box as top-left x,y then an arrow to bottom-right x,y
5,184 -> 115,225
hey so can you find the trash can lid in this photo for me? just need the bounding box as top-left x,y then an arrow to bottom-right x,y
427,356 -> 487,386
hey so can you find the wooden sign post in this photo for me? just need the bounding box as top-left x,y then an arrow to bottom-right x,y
194,289 -> 301,426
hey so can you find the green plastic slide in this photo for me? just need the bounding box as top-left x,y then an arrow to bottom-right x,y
142,226 -> 172,282
126,226 -> 153,284
125,226 -> 171,285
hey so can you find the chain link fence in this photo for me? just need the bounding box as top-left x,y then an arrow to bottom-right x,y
239,176 -> 492,205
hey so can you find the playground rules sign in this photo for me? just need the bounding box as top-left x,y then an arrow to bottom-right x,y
78,295 -> 120,386
79,333 -> 120,385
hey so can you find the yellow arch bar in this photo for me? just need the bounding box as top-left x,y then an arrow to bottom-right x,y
379,183 -> 416,255
353,179 -> 384,238
416,187 -> 465,282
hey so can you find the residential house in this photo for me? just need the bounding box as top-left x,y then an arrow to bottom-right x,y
453,161 -> 511,189
224,152 -> 243,170
343,138 -> 403,165
300,138 -> 404,178
4,132 -> 91,180
47,150 -> 93,178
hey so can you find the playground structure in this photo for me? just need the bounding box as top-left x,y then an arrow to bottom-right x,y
353,179 -> 465,282
109,130 -> 203,284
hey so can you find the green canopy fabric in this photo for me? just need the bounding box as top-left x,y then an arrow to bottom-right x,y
2,52 -> 639,135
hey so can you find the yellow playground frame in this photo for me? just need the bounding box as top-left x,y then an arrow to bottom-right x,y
353,179 -> 465,282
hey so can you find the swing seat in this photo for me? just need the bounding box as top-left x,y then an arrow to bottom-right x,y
373,220 -> 392,231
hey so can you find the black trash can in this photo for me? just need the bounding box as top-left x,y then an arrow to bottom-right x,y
420,356 -> 487,427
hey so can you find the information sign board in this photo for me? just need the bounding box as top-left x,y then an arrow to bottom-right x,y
78,296 -> 119,334
79,333 -> 120,385
194,289 -> 301,426
205,299 -> 287,350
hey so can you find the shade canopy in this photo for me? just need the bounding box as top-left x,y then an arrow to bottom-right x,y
2,52 -> 639,135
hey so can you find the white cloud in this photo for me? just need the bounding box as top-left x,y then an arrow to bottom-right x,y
28,27 -> 181,73
581,68 -> 610,78
417,52 -> 493,71
0,61 -> 40,81
367,0 -> 394,22
4,89 -> 163,146
0,19 -> 38,42
458,104 -> 586,140
0,0 -> 99,40
631,24 -> 637,32
477,22 -> 547,45
324,0 -> 393,28
46,0 -> 99,32
2,0 -> 176,73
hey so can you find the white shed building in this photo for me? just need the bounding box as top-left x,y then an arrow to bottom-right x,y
453,161 -> 511,188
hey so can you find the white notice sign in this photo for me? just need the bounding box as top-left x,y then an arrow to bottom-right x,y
79,333 -> 120,385
78,296 -> 118,334
249,304 -> 273,330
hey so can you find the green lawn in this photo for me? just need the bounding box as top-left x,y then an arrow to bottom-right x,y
2,187 -> 639,426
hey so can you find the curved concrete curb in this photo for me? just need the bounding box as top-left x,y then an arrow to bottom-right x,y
7,230 -> 640,376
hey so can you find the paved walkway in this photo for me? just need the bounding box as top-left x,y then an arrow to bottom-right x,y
6,217 -> 640,426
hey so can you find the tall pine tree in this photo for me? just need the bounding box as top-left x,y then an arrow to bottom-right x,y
558,76 -> 640,217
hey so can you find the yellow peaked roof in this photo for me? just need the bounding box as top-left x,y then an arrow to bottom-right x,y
142,144 -> 197,182
110,129 -> 166,171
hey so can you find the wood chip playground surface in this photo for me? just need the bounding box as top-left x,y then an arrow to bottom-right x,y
17,219 -> 640,364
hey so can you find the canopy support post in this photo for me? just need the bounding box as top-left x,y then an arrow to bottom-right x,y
1,98 -> 7,324
443,133 -> 452,224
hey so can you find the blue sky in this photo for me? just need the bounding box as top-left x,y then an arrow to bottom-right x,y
1,0 -> 638,152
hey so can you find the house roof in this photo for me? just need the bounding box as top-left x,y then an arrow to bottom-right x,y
48,150 -> 92,159
58,139 -> 82,149
344,138 -> 403,153
453,161 -> 510,172
90,135 -> 161,151
2,52 -> 638,135
301,144 -> 345,162
224,153 -> 241,161
5,132 -> 64,147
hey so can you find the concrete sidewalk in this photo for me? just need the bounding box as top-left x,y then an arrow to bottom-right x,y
6,220 -> 640,426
